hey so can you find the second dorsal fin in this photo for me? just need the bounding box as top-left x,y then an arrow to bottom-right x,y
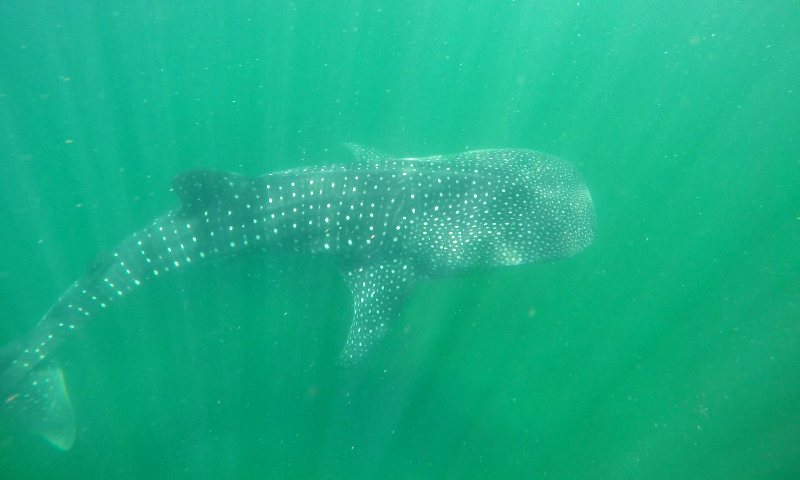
171,170 -> 252,217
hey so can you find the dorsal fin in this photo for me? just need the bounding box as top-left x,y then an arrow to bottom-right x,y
342,144 -> 396,163
171,170 -> 250,217
85,249 -> 116,283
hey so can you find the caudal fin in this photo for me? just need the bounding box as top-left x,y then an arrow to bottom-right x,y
1,359 -> 76,450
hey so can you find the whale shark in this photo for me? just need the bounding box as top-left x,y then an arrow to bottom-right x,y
0,145 -> 595,450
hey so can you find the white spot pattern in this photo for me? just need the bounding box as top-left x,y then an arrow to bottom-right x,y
1,146 -> 594,415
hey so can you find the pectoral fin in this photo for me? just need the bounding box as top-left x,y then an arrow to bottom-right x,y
2,359 -> 75,450
339,260 -> 418,364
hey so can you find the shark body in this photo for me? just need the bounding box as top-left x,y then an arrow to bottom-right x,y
0,145 -> 595,449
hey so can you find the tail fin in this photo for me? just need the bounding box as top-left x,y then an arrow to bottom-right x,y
1,358 -> 76,450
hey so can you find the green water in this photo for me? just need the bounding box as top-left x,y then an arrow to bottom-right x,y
0,0 -> 797,478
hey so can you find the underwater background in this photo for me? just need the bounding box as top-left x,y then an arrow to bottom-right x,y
0,0 -> 797,478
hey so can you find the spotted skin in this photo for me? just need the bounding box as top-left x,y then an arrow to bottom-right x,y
0,145 -> 595,448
